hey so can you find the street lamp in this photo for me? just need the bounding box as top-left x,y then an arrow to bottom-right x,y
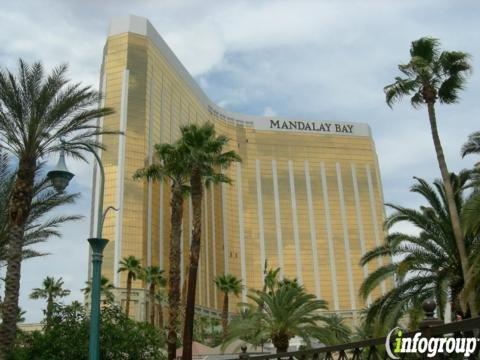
47,141 -> 108,360
48,149 -> 74,192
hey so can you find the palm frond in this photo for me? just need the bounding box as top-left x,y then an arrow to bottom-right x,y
438,74 -> 464,104
461,131 -> 480,158
384,77 -> 418,108
411,176 -> 447,218
359,244 -> 391,266
0,169 -> 81,264
410,37 -> 440,62
461,192 -> 480,234
359,263 -> 398,299
361,172 -> 477,322
385,37 -> 471,114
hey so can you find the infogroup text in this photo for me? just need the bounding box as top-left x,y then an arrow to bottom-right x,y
385,327 -> 478,359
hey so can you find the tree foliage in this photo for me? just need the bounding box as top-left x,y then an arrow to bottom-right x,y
82,276 -> 115,304
0,59 -> 114,353
225,280 -> 327,353
0,152 -> 81,267
214,273 -> 242,339
9,303 -> 165,360
142,266 -> 166,326
383,36 -> 477,318
29,276 -> 70,324
134,142 -> 190,360
314,313 -> 352,346
179,122 -> 241,360
360,172 -> 480,328
384,37 -> 472,108
117,255 -> 142,316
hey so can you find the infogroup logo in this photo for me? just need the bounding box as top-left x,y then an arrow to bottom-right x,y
385,327 -> 478,359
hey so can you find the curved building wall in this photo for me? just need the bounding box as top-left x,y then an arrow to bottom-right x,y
93,15 -> 388,316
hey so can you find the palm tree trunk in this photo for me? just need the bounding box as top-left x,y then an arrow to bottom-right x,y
125,272 -> 132,317
46,295 -> 54,324
158,302 -> 164,328
272,333 -> 290,353
181,276 -> 187,306
427,102 -> 478,317
150,284 -> 156,326
182,169 -> 203,360
0,157 -> 35,357
222,293 -> 229,339
167,184 -> 184,360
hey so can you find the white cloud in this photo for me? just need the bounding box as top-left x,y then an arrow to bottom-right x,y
263,106 -> 276,117
164,23 -> 226,76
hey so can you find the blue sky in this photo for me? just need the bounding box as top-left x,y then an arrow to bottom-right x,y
1,0 -> 479,322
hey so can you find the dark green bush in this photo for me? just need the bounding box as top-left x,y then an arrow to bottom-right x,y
10,303 -> 165,360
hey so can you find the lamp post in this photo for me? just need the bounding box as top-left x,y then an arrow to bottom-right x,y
47,142 -> 108,360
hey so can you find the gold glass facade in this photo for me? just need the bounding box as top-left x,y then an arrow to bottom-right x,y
92,15 -> 388,315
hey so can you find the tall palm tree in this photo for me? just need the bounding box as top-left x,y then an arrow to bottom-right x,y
30,276 -> 70,324
359,172 -> 479,327
225,283 -> 327,353
384,37 -> 476,316
83,276 -> 115,304
117,255 -> 141,317
178,122 -> 241,360
142,265 -> 166,326
133,142 -> 189,360
0,60 -> 114,353
214,274 -> 242,338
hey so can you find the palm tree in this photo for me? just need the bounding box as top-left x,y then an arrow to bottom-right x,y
133,142 -> 189,360
384,37 -> 476,316
142,265 -> 166,326
30,276 -> 70,324
178,122 -> 241,360
461,132 -> 480,234
214,274 -> 242,338
315,314 -> 352,346
458,158 -> 480,305
83,276 -> 115,304
359,172 -> 479,327
0,152 -> 81,266
225,283 -> 327,353
0,60 -> 113,353
117,255 -> 141,317
262,264 -> 281,295
66,300 -> 84,318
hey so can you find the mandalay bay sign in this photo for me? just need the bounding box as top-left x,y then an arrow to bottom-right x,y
253,118 -> 371,137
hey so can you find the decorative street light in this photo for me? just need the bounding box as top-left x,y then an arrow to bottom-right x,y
47,141 -> 108,360
48,149 -> 74,192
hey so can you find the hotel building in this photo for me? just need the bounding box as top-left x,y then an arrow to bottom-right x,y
91,15 -> 388,320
